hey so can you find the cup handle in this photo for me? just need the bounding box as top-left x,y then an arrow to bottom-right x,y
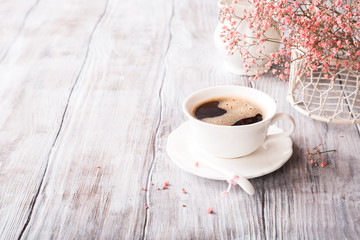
263,113 -> 295,149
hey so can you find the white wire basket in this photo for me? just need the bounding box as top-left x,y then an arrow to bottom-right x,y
288,50 -> 360,124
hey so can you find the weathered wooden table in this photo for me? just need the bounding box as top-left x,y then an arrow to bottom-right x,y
1,0 -> 359,239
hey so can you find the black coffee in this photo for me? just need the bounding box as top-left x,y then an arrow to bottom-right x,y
193,96 -> 263,126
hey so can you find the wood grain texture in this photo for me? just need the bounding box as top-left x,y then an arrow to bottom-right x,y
0,0 -> 174,239
0,0 -> 109,238
0,0 -> 359,239
0,0 -> 39,62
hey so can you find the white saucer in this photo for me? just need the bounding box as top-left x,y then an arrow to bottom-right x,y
166,121 -> 293,180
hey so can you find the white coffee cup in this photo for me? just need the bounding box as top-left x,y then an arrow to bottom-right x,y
183,86 -> 295,158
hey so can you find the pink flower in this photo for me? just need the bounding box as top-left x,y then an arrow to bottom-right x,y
335,0 -> 342,7
336,17 -> 343,27
284,18 -> 291,25
217,0 -> 359,82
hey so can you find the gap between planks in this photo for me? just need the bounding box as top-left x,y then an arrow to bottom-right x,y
141,0 -> 175,239
0,0 -> 40,63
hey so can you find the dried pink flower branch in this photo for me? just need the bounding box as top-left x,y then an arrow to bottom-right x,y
305,144 -> 336,167
219,0 -> 360,80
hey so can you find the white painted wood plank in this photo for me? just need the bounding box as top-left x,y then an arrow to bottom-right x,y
0,0 -> 113,239
0,0 -> 39,61
18,0 -> 174,239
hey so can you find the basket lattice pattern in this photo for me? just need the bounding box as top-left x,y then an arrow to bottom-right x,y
288,51 -> 360,124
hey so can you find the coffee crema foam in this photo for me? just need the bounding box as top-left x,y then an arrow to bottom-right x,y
193,96 -> 264,126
